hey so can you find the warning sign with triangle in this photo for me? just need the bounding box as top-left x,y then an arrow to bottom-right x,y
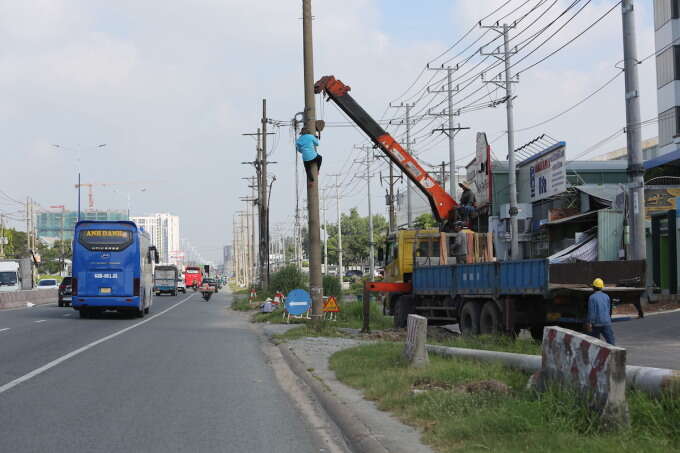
323,296 -> 340,312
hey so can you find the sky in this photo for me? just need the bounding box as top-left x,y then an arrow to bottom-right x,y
0,0 -> 658,263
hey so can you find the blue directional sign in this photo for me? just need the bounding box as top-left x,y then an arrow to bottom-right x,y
285,289 -> 311,316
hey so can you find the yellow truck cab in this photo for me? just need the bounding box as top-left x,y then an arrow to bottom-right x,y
383,229 -> 440,284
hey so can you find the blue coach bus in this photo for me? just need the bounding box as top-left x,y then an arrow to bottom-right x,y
72,220 -> 158,318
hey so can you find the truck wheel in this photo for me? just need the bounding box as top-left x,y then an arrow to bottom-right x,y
393,295 -> 415,329
459,301 -> 481,336
480,301 -> 502,335
530,325 -> 544,341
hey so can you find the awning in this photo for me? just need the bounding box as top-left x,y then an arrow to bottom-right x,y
543,209 -> 603,226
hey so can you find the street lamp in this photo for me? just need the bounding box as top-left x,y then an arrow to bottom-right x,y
52,143 -> 106,221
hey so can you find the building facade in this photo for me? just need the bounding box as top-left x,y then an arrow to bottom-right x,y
655,0 -> 680,157
37,210 -> 128,241
130,213 -> 181,265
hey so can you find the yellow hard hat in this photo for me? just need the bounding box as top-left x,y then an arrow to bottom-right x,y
592,278 -> 604,289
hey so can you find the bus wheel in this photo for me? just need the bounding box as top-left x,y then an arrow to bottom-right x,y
480,301 -> 502,335
79,309 -> 89,319
459,301 -> 481,336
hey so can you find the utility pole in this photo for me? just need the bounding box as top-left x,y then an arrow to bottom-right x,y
0,213 -> 5,258
482,23 -> 520,260
621,0 -> 646,261
302,0 -> 323,327
329,174 -> 344,287
390,103 -> 416,227
26,197 -> 31,253
322,188 -> 328,275
376,156 -> 402,233
427,64 -> 471,196
260,99 -> 271,288
355,145 -> 375,280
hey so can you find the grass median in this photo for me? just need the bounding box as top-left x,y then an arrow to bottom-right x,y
330,342 -> 680,452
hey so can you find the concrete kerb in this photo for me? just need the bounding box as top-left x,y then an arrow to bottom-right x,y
277,344 -> 391,453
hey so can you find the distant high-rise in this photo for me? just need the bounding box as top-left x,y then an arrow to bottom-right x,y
37,210 -> 128,241
130,213 -> 181,265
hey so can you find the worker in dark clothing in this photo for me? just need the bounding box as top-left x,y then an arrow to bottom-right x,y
458,182 -> 476,222
296,128 -> 322,182
586,278 -> 616,345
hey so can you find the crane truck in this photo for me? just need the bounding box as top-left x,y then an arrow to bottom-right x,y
314,75 -> 645,338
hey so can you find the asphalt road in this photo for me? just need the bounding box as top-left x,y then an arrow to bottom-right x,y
615,310 -> 680,369
0,291 -> 319,452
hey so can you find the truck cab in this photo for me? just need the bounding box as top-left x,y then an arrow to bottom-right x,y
0,261 -> 21,292
384,229 -> 440,284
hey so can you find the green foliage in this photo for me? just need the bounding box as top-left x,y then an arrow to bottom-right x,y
414,213 -> 437,229
268,265 -> 308,296
330,343 -> 680,452
325,208 -> 388,266
432,334 -> 542,355
323,275 -> 341,298
231,295 -> 257,311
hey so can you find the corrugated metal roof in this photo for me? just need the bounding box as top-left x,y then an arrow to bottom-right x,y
573,184 -> 623,203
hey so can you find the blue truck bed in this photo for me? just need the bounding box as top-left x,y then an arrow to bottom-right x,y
412,259 -> 549,297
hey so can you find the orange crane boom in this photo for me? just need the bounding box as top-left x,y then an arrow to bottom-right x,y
314,75 -> 458,227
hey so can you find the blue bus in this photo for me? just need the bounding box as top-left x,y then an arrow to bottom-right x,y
72,220 -> 158,318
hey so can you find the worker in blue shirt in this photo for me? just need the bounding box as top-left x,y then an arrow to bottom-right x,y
586,278 -> 616,345
296,128 -> 321,182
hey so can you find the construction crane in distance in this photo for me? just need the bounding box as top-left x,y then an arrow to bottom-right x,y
74,180 -> 161,211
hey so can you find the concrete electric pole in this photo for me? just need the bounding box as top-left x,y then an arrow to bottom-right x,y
621,0 -> 646,261
329,174 -> 343,287
302,0 -> 324,327
482,23 -> 520,260
390,103 -> 416,227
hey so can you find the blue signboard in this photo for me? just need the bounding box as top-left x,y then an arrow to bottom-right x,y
285,289 -> 311,315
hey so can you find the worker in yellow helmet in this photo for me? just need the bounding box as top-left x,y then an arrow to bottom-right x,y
585,278 -> 615,345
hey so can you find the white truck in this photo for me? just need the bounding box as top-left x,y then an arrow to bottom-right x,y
0,261 -> 21,292
0,258 -> 34,292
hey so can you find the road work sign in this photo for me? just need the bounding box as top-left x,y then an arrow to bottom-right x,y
323,296 -> 340,312
285,289 -> 311,316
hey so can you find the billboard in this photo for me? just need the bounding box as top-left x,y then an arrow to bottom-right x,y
518,142 -> 566,203
465,132 -> 493,207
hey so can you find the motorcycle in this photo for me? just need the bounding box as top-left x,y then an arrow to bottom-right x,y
199,284 -> 214,302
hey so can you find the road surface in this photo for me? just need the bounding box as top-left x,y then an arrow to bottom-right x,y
0,291 -> 320,452
615,310 -> 680,369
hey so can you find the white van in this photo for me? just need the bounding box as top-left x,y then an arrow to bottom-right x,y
0,261 -> 21,292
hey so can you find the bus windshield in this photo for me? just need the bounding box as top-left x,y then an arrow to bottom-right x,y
78,229 -> 133,251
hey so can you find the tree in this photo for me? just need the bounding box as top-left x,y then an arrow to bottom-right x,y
324,208 -> 388,266
414,213 -> 437,229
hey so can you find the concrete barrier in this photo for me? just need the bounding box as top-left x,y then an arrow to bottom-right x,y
0,289 -> 57,309
528,326 -> 629,428
404,314 -> 428,368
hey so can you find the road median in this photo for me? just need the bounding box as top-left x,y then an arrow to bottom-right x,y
0,289 -> 57,309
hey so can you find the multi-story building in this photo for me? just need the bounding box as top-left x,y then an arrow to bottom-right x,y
37,210 -> 128,241
654,0 -> 680,161
130,213 -> 181,265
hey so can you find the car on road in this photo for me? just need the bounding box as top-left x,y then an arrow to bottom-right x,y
177,278 -> 187,294
344,270 -> 363,281
58,276 -> 73,307
37,278 -> 59,290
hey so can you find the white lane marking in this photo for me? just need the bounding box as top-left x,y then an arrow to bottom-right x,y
0,328 -> 9,333
0,294 -> 194,395
63,314 -> 72,317
34,320 -> 46,323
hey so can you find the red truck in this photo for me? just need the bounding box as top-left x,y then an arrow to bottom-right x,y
184,266 -> 203,289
